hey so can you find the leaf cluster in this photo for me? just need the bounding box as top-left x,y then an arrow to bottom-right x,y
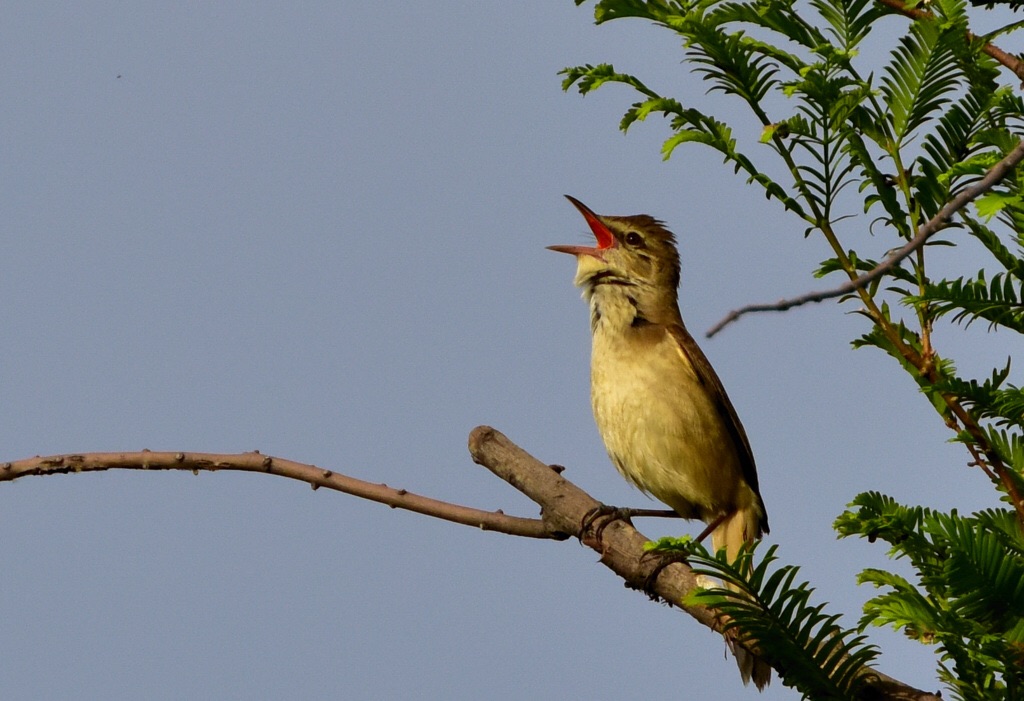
675,542 -> 881,700
836,493 -> 1024,699
567,0 -> 1024,694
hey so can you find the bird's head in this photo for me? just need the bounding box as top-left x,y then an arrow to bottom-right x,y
549,195 -> 680,296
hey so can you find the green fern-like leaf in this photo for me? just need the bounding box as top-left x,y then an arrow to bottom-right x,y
915,76 -> 1001,219
779,70 -> 868,219
843,129 -> 910,235
930,0 -> 971,30
560,63 -> 659,98
681,21 -> 782,104
913,271 -> 1024,333
620,96 -> 686,132
834,492 -> 938,565
838,494 -> 1024,699
975,192 -> 1024,222
586,0 -> 682,22
684,544 -> 879,699
880,19 -> 964,141
935,361 -> 1024,430
809,0 -> 890,50
981,427 -> 1024,473
931,514 -> 1024,629
562,60 -> 810,217
964,221 -> 1024,281
974,508 -> 1024,551
702,0 -> 823,67
857,568 -> 943,641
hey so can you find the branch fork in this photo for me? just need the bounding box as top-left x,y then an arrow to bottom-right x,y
2,427 -> 939,700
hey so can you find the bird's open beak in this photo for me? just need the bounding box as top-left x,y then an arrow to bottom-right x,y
548,195 -> 617,258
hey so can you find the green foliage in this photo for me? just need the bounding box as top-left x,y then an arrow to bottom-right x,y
913,271 -> 1024,332
681,542 -> 880,699
561,64 -> 808,214
567,0 -> 1024,694
880,20 -> 963,142
836,493 -> 1024,698
937,362 -> 1024,430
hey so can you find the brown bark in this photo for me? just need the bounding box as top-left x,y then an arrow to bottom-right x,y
2,429 -> 942,700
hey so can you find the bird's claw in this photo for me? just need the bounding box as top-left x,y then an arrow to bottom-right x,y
640,548 -> 692,595
580,504 -> 633,542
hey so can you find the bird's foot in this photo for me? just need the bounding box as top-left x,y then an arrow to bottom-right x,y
639,536 -> 698,595
639,549 -> 693,595
579,504 -> 633,543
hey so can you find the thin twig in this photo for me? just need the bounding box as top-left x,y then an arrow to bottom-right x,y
707,138 -> 1024,337
0,450 -> 557,539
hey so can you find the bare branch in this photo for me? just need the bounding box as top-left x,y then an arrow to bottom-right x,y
707,138 -> 1024,337
0,449 -> 555,539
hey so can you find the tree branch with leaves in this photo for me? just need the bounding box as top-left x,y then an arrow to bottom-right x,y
6,0 -> 1024,698
562,0 -> 1024,697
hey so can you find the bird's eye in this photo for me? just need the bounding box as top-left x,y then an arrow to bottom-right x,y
624,231 -> 643,246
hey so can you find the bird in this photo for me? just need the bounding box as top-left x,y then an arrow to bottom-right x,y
549,195 -> 770,689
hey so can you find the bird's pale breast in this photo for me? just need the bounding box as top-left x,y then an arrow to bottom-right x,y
590,320 -> 747,521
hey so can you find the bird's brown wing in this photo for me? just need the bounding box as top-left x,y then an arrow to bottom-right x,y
667,323 -> 769,534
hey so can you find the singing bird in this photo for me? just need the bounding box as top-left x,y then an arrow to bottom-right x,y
549,195 -> 770,689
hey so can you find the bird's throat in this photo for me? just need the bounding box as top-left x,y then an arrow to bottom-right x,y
585,281 -> 650,334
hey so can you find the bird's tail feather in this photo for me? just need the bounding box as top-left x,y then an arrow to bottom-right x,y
711,508 -> 772,691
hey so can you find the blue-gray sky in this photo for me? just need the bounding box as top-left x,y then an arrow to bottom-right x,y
2,3 -> 1014,699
